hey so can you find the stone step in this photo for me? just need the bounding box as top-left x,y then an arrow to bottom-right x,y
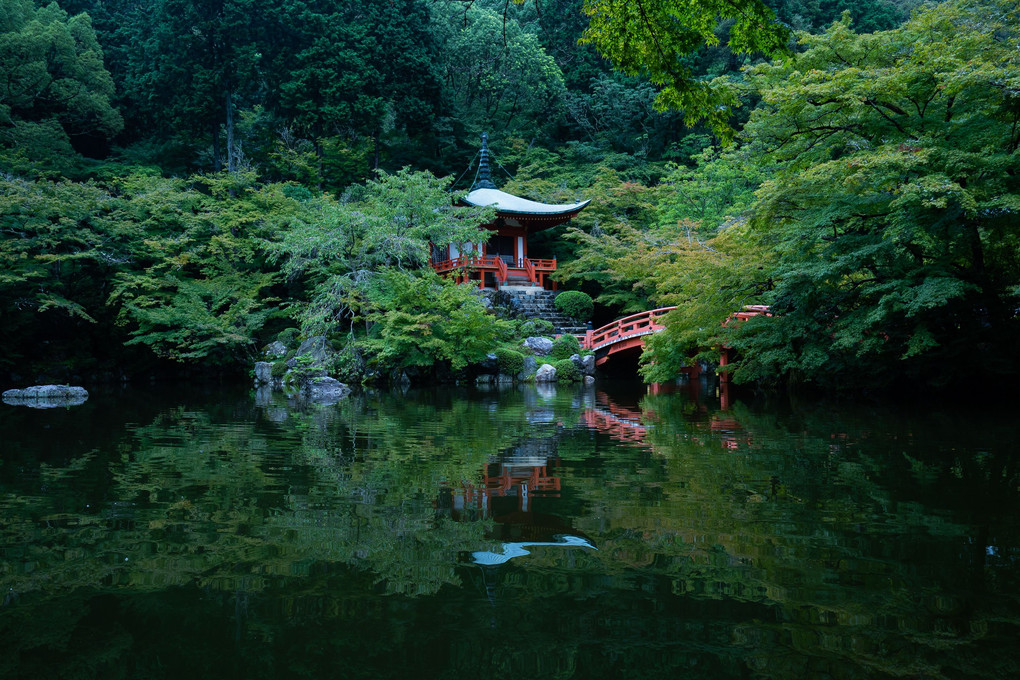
497,288 -> 590,338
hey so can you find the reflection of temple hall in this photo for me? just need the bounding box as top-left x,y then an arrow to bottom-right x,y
438,446 -> 562,524
431,133 -> 590,290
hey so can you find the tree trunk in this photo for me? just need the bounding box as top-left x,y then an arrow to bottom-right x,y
226,89 -> 236,174
212,124 -> 222,171
314,132 -> 323,191
373,128 -> 380,172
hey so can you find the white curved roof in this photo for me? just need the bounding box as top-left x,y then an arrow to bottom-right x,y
464,188 -> 590,216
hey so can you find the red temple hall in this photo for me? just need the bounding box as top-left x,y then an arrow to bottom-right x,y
431,133 -> 590,290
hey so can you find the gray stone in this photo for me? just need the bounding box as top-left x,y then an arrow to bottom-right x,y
569,353 -> 583,369
476,374 -> 494,385
254,361 -> 274,385
305,377 -> 352,404
288,335 -> 333,369
517,355 -> 538,381
522,336 -> 554,356
581,354 -> 596,376
584,375 -> 596,386
3,384 -> 89,408
263,341 -> 288,358
535,363 -> 557,382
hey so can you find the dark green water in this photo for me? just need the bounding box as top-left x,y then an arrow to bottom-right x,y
1,382 -> 1018,679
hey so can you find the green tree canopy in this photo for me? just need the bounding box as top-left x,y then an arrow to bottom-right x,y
645,0 -> 1020,388
579,0 -> 790,138
0,0 -> 122,167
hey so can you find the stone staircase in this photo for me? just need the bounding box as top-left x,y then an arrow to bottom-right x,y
500,285 -> 588,336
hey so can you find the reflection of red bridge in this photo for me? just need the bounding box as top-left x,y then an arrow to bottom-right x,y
581,395 -> 652,444
582,408 -> 648,444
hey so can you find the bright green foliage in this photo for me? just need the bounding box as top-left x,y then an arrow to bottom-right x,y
0,1 -> 122,168
0,174 -> 134,374
579,0 -> 789,139
639,220 -> 774,381
544,166 -> 664,313
647,0 -> 1020,388
657,146 -> 769,231
361,270 -> 513,372
109,173 -> 287,364
272,168 -> 492,336
551,358 -> 581,381
550,333 -> 583,360
554,290 -> 593,322
495,347 -> 526,376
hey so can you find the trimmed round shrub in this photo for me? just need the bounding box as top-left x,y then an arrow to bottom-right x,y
554,291 -> 593,322
550,333 -> 582,360
271,360 -> 288,378
495,348 -> 526,376
276,327 -> 301,348
552,358 -> 581,382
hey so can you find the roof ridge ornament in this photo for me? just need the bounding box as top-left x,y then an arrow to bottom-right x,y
473,132 -> 497,190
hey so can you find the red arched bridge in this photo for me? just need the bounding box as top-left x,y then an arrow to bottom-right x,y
580,307 -> 676,366
578,305 -> 770,372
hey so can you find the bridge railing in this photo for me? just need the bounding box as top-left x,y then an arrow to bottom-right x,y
583,307 -> 677,350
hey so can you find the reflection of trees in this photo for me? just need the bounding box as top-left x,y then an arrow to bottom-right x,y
1,385 -> 1018,678
560,390 -> 1020,678
0,385 -> 596,603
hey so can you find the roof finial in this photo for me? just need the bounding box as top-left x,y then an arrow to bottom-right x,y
474,132 -> 496,190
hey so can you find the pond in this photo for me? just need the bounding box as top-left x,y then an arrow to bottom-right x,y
1,381 -> 1018,679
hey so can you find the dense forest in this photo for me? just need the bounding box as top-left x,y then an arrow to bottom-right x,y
2,0 -> 1018,391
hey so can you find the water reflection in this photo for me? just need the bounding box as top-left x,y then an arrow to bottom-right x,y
0,382 -> 1018,679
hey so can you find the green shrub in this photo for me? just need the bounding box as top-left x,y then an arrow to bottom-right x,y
495,348 -> 526,376
276,327 -> 301,348
552,358 -> 581,382
520,319 -> 554,336
554,291 -> 593,322
271,360 -> 288,378
550,334 -> 582,360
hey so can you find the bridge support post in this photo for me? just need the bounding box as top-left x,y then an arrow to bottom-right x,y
719,348 -> 732,383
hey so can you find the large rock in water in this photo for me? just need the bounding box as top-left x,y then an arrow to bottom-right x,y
3,385 -> 89,408
570,353 -> 596,376
305,377 -> 351,404
535,363 -> 557,382
254,361 -> 274,385
517,355 -> 538,381
522,336 -> 554,356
